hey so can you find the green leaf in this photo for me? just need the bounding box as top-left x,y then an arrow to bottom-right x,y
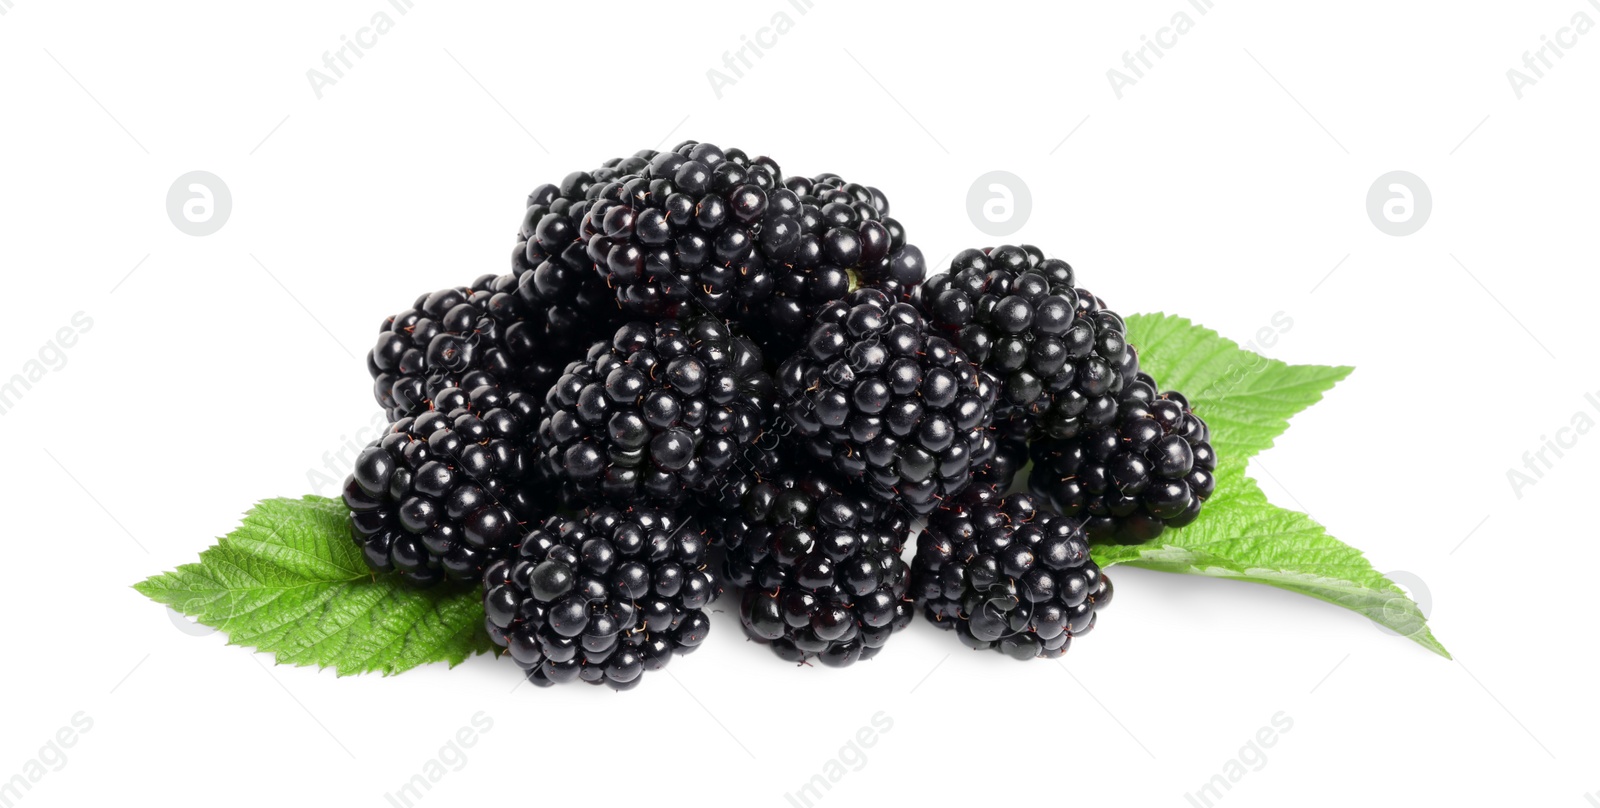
1087,313 -> 1447,657
1092,459 -> 1449,658
1123,313 -> 1353,461
134,496 -> 493,676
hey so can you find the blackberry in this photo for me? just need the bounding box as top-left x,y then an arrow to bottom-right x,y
575,141 -> 927,336
343,386 -> 542,586
483,506 -> 714,690
776,288 -> 997,515
754,172 -> 927,354
383,157 -> 657,423
515,151 -> 658,255
367,277 -> 547,420
709,471 -> 915,666
1029,374 -> 1218,544
577,140 -> 785,317
536,318 -> 778,510
918,245 -> 1140,439
912,485 -> 1113,659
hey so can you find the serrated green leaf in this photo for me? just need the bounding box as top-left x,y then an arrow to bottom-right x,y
134,496 -> 493,676
1123,313 -> 1353,461
1092,459 -> 1449,658
1088,313 -> 1447,657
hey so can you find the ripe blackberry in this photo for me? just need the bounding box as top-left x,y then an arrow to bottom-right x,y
754,172 -> 927,354
366,277 -> 549,420
343,386 -> 542,587
918,245 -> 1140,439
536,318 -> 778,510
483,506 -> 714,690
776,288 -> 997,515
1029,374 -> 1218,544
708,471 -> 915,666
576,140 -> 784,317
575,141 -> 927,334
912,485 -> 1113,659
515,151 -> 657,256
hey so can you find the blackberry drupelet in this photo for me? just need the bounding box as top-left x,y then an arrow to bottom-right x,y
912,485 -> 1113,659
343,386 -> 542,587
536,317 -> 778,510
483,506 -> 714,690
918,245 -> 1140,439
776,288 -> 997,515
709,471 -> 915,666
1028,374 -> 1218,544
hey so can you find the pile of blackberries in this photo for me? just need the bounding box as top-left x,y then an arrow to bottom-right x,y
341,142 -> 1220,689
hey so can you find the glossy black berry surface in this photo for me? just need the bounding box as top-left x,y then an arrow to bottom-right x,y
912,485 -> 1112,658
366,278 -> 557,421
343,386 -> 542,587
536,317 -> 778,510
918,245 -> 1140,439
971,413 -> 1031,491
567,141 -> 927,344
708,471 -> 915,666
776,288 -> 997,515
751,171 -> 927,355
1029,373 -> 1218,544
574,141 -> 784,318
483,506 -> 714,690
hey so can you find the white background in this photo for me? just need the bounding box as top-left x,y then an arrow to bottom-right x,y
1,1 -> 1595,806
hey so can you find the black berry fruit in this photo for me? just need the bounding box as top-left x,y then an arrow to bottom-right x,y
776,288 -> 997,515
1028,374 -> 1218,544
576,141 -> 786,318
516,151 -> 656,258
483,506 -> 714,690
912,485 -> 1112,659
918,245 -> 1140,439
709,471 -> 915,666
536,317 -> 778,510
343,387 -> 542,586
572,141 -> 928,342
366,277 -> 552,420
751,172 -> 927,355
